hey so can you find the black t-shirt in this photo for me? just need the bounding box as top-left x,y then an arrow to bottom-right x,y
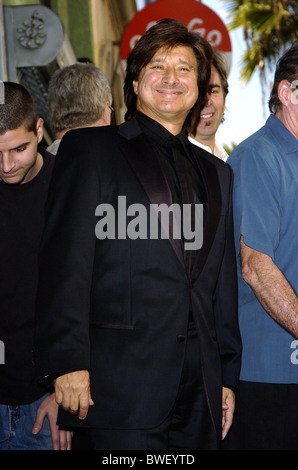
0,147 -> 55,404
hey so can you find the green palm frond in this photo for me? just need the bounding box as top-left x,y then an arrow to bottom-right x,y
220,0 -> 298,83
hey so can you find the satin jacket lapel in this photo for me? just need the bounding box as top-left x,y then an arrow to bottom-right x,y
188,145 -> 222,282
118,120 -> 185,268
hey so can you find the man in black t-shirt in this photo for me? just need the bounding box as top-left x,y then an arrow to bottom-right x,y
0,82 -> 71,450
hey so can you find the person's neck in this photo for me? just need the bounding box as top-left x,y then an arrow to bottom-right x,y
56,130 -> 67,140
55,118 -> 107,140
136,108 -> 185,136
275,110 -> 298,140
148,115 -> 184,136
23,151 -> 43,184
192,134 -> 215,152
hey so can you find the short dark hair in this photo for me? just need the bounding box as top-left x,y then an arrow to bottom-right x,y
269,41 -> 298,114
0,82 -> 38,135
124,18 -> 213,135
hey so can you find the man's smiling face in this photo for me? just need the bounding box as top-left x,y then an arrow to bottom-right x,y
133,45 -> 199,132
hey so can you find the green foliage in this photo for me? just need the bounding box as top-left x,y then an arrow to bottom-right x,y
221,0 -> 298,83
223,141 -> 238,155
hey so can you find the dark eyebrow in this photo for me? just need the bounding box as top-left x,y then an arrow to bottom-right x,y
12,141 -> 30,150
150,58 -> 164,64
208,84 -> 221,91
149,57 -> 195,70
178,59 -> 195,69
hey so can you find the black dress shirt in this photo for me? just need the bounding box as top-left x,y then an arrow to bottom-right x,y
135,111 -> 207,278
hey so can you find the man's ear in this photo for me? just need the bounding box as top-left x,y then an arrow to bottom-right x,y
103,103 -> 111,125
278,80 -> 292,107
133,80 -> 139,95
36,118 -> 44,143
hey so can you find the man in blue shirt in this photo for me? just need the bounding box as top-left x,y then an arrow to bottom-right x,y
223,43 -> 298,449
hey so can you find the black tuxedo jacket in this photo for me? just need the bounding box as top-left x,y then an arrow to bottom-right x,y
35,118 -> 241,438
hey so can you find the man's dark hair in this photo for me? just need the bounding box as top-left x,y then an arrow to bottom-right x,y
212,48 -> 229,99
269,41 -> 298,114
124,18 -> 213,135
0,82 -> 38,135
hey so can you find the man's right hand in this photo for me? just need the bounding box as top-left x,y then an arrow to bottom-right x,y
54,370 -> 94,420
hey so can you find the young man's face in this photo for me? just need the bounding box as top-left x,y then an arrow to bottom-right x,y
133,45 -> 198,130
0,118 -> 43,184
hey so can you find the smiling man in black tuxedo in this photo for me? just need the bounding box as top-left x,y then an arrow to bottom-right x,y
34,19 -> 241,450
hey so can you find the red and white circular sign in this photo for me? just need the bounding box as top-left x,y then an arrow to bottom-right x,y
120,0 -> 232,73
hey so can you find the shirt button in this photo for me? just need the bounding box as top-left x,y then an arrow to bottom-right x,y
177,335 -> 185,343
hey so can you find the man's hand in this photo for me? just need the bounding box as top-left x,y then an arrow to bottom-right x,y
32,393 -> 73,450
221,387 -> 235,440
54,370 -> 94,420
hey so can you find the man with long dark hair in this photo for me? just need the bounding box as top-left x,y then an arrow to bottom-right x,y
34,19 -> 241,450
189,49 -> 229,161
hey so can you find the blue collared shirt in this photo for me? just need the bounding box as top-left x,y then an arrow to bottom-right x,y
228,114 -> 298,383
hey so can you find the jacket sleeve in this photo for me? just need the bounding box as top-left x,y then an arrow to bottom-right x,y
34,128 -> 100,381
213,165 -> 242,391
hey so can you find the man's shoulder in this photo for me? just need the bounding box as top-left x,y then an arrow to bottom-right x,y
190,140 -> 233,193
54,126 -> 121,164
197,144 -> 232,179
60,121 -> 143,150
228,122 -> 275,168
190,140 -> 228,168
228,115 -> 290,164
65,124 -> 120,142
